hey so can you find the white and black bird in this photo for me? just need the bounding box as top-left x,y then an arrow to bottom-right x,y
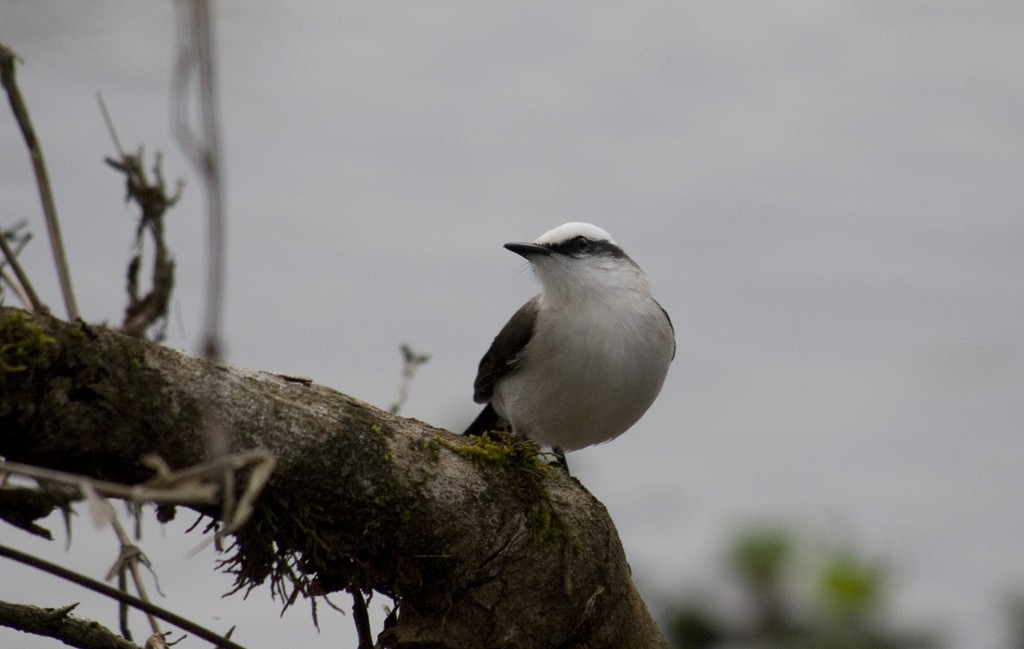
465,222 -> 675,458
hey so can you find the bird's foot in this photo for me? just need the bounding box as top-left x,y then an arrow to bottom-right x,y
540,446 -> 570,474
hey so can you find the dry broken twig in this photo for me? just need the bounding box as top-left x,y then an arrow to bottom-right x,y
172,1 -> 224,362
0,450 -> 274,528
0,544 -> 246,649
100,94 -> 184,341
0,600 -> 142,649
0,223 -> 44,313
104,505 -> 163,637
0,43 -> 78,321
0,451 -> 274,644
389,343 -> 431,414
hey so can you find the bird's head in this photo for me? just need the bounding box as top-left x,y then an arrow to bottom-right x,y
504,222 -> 648,304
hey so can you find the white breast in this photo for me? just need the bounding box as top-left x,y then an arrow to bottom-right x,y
492,292 -> 673,450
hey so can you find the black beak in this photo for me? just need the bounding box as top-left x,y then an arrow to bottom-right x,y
504,242 -> 551,258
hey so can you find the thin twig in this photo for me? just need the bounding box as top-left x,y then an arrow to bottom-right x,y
119,569 -> 133,641
0,543 -> 246,649
0,460 -> 215,506
0,600 -> 141,649
389,344 -> 431,414
107,513 -> 162,636
172,7 -> 231,563
102,136 -> 182,339
0,43 -> 78,321
2,452 -> 276,574
102,93 -> 183,341
0,450 -> 274,511
172,2 -> 224,362
1,268 -> 32,310
0,228 -> 44,313
97,92 -> 126,157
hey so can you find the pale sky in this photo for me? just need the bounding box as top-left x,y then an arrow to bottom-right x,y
2,3 -> 1023,648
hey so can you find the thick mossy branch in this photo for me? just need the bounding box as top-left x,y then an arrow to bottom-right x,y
0,311 -> 206,480
0,307 -> 666,649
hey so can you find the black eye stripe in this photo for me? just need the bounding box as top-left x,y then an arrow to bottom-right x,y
544,237 -> 627,259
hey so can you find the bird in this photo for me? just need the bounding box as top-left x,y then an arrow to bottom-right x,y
464,222 -> 675,461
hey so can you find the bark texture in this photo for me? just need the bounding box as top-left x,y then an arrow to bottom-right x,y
0,307 -> 667,648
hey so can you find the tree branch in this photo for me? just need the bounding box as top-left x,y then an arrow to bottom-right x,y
0,44 -> 78,321
0,307 -> 667,648
0,600 -> 141,649
104,146 -> 182,341
0,222 -> 45,314
0,543 -> 245,649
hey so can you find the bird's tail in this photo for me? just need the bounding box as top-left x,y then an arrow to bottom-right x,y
463,403 -> 504,436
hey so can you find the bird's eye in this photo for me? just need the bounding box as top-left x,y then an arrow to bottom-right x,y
569,236 -> 590,251
550,235 -> 593,256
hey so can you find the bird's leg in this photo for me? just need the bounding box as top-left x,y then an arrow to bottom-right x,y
551,446 -> 570,474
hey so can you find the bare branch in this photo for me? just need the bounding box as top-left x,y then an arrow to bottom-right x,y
97,92 -> 126,158
0,600 -> 142,649
0,225 -> 44,313
98,93 -> 182,342
101,509 -> 162,637
1,267 -> 31,309
389,343 -> 431,414
0,451 -> 274,513
172,2 -> 224,362
100,101 -> 182,342
0,544 -> 246,649
0,43 -> 78,320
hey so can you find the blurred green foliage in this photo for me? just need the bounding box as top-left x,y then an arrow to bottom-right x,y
665,526 -> 937,649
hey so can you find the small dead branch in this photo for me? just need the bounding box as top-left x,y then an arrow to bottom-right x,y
0,544 -> 246,649
0,222 -> 44,313
172,2 -> 224,362
0,460 -> 213,507
0,451 -> 275,532
144,450 -> 275,544
101,96 -> 183,341
389,343 -> 431,414
0,265 -> 32,310
0,600 -> 142,649
0,43 -> 78,320
0,451 -> 274,645
0,451 -> 275,640
104,505 -> 163,637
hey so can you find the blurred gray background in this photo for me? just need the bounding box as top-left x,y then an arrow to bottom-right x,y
2,2 -> 1022,647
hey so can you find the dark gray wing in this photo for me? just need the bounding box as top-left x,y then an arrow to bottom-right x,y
472,295 -> 540,403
